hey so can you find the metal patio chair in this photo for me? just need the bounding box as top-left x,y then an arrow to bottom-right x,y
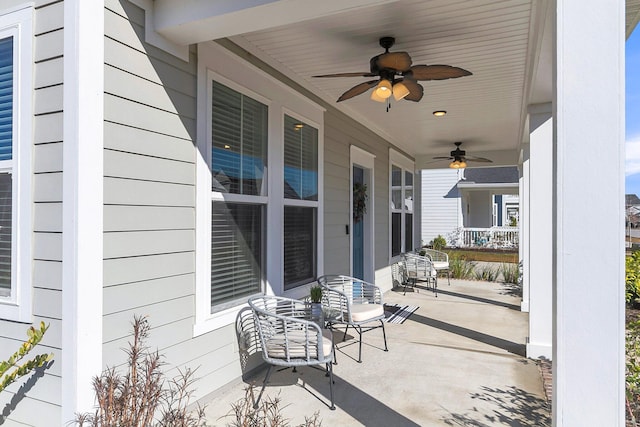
317,275 -> 388,363
403,252 -> 438,296
248,295 -> 335,410
420,248 -> 451,286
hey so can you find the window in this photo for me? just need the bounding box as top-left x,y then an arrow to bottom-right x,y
210,81 -> 267,312
195,42 -> 324,334
390,150 -> 414,258
0,6 -> 32,322
283,115 -> 318,289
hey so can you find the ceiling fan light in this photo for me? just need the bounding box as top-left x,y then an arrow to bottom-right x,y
449,160 -> 461,169
459,161 -> 467,168
374,79 -> 392,99
392,81 -> 410,101
370,89 -> 387,102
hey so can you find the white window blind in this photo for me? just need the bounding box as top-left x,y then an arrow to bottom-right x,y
211,81 -> 267,196
211,202 -> 263,310
0,36 -> 12,296
283,206 -> 316,289
210,80 -> 267,311
283,115 -> 318,200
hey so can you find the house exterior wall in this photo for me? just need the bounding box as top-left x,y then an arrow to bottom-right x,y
99,0 -> 406,413
462,190 -> 493,228
0,2 -> 64,425
420,169 -> 461,245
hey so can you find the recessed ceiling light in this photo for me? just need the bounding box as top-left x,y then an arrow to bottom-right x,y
433,110 -> 447,117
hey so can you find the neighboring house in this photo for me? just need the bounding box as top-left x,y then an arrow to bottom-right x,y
421,167 -> 519,245
0,1 -> 632,425
627,194 -> 640,228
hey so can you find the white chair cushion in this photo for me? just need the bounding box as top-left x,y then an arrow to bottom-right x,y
265,329 -> 333,359
432,261 -> 449,270
350,303 -> 384,322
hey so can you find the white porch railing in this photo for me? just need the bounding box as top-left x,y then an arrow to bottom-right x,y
447,226 -> 519,249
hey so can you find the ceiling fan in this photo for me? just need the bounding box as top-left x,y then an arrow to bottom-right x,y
313,36 -> 472,104
433,142 -> 493,169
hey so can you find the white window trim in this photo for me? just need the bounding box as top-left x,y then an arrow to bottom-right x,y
0,5 -> 33,322
195,41 -> 324,336
389,149 -> 414,262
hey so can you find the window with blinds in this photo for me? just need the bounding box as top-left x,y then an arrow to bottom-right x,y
211,202 -> 263,310
283,115 -> 317,200
0,36 -> 12,162
210,80 -> 267,312
283,116 -> 318,289
211,81 -> 267,196
391,166 -> 413,256
284,206 -> 316,289
0,36 -> 13,297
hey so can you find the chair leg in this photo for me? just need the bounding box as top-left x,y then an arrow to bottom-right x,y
327,362 -> 336,410
380,319 -> 388,352
357,325 -> 363,363
254,365 -> 273,409
342,324 -> 349,342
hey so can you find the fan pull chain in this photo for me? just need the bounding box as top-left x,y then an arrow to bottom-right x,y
386,98 -> 391,112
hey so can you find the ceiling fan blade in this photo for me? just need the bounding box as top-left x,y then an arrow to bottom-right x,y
376,52 -> 412,72
465,157 -> 493,163
406,64 -> 472,80
336,80 -> 378,102
402,80 -> 424,102
313,72 -> 377,78
432,156 -> 453,160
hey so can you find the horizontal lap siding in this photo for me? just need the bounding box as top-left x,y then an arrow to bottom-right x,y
323,109 -> 392,277
0,2 -> 64,425
421,169 -> 461,244
102,0 -> 239,403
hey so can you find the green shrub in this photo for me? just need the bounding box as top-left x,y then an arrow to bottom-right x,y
627,251 -> 640,305
474,265 -> 497,282
449,254 -> 475,279
0,321 -> 53,393
627,320 -> 640,423
499,263 -> 519,284
431,235 -> 447,251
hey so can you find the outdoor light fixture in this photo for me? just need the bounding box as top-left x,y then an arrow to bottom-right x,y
433,110 -> 447,117
392,81 -> 410,101
371,79 -> 392,101
449,159 -> 467,169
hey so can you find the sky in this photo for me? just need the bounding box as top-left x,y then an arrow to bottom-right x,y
626,28 -> 640,196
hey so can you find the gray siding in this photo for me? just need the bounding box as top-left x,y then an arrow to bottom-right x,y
323,109 -> 392,278
421,169 -> 462,244
101,0 -> 246,401
0,1 -> 64,425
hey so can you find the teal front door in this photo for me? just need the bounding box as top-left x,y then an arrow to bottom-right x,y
353,166 -> 364,280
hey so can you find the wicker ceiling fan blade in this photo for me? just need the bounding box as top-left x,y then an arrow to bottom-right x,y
466,157 -> 493,163
402,80 -> 424,102
336,80 -> 379,102
432,156 -> 454,160
313,72 -> 377,78
407,64 -> 472,80
375,52 -> 412,71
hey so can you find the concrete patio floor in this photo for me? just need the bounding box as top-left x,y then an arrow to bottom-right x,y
202,278 -> 551,426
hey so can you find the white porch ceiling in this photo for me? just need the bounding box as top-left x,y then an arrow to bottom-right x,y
151,0 -> 638,169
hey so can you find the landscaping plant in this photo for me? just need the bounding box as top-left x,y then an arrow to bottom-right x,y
499,263 -> 519,284
449,254 -> 475,279
225,385 -> 321,427
628,319 -> 640,424
474,265 -> 497,282
628,251 -> 640,306
75,316 -> 207,427
0,321 -> 53,393
431,235 -> 447,251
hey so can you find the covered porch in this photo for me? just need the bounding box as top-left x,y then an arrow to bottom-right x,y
202,278 -> 549,425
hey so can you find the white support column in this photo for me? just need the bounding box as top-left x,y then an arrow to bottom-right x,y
61,0 -> 104,424
527,104 -> 553,359
554,0 -> 625,424
519,145 -> 530,312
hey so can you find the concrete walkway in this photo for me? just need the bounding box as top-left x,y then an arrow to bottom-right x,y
203,279 -> 550,426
